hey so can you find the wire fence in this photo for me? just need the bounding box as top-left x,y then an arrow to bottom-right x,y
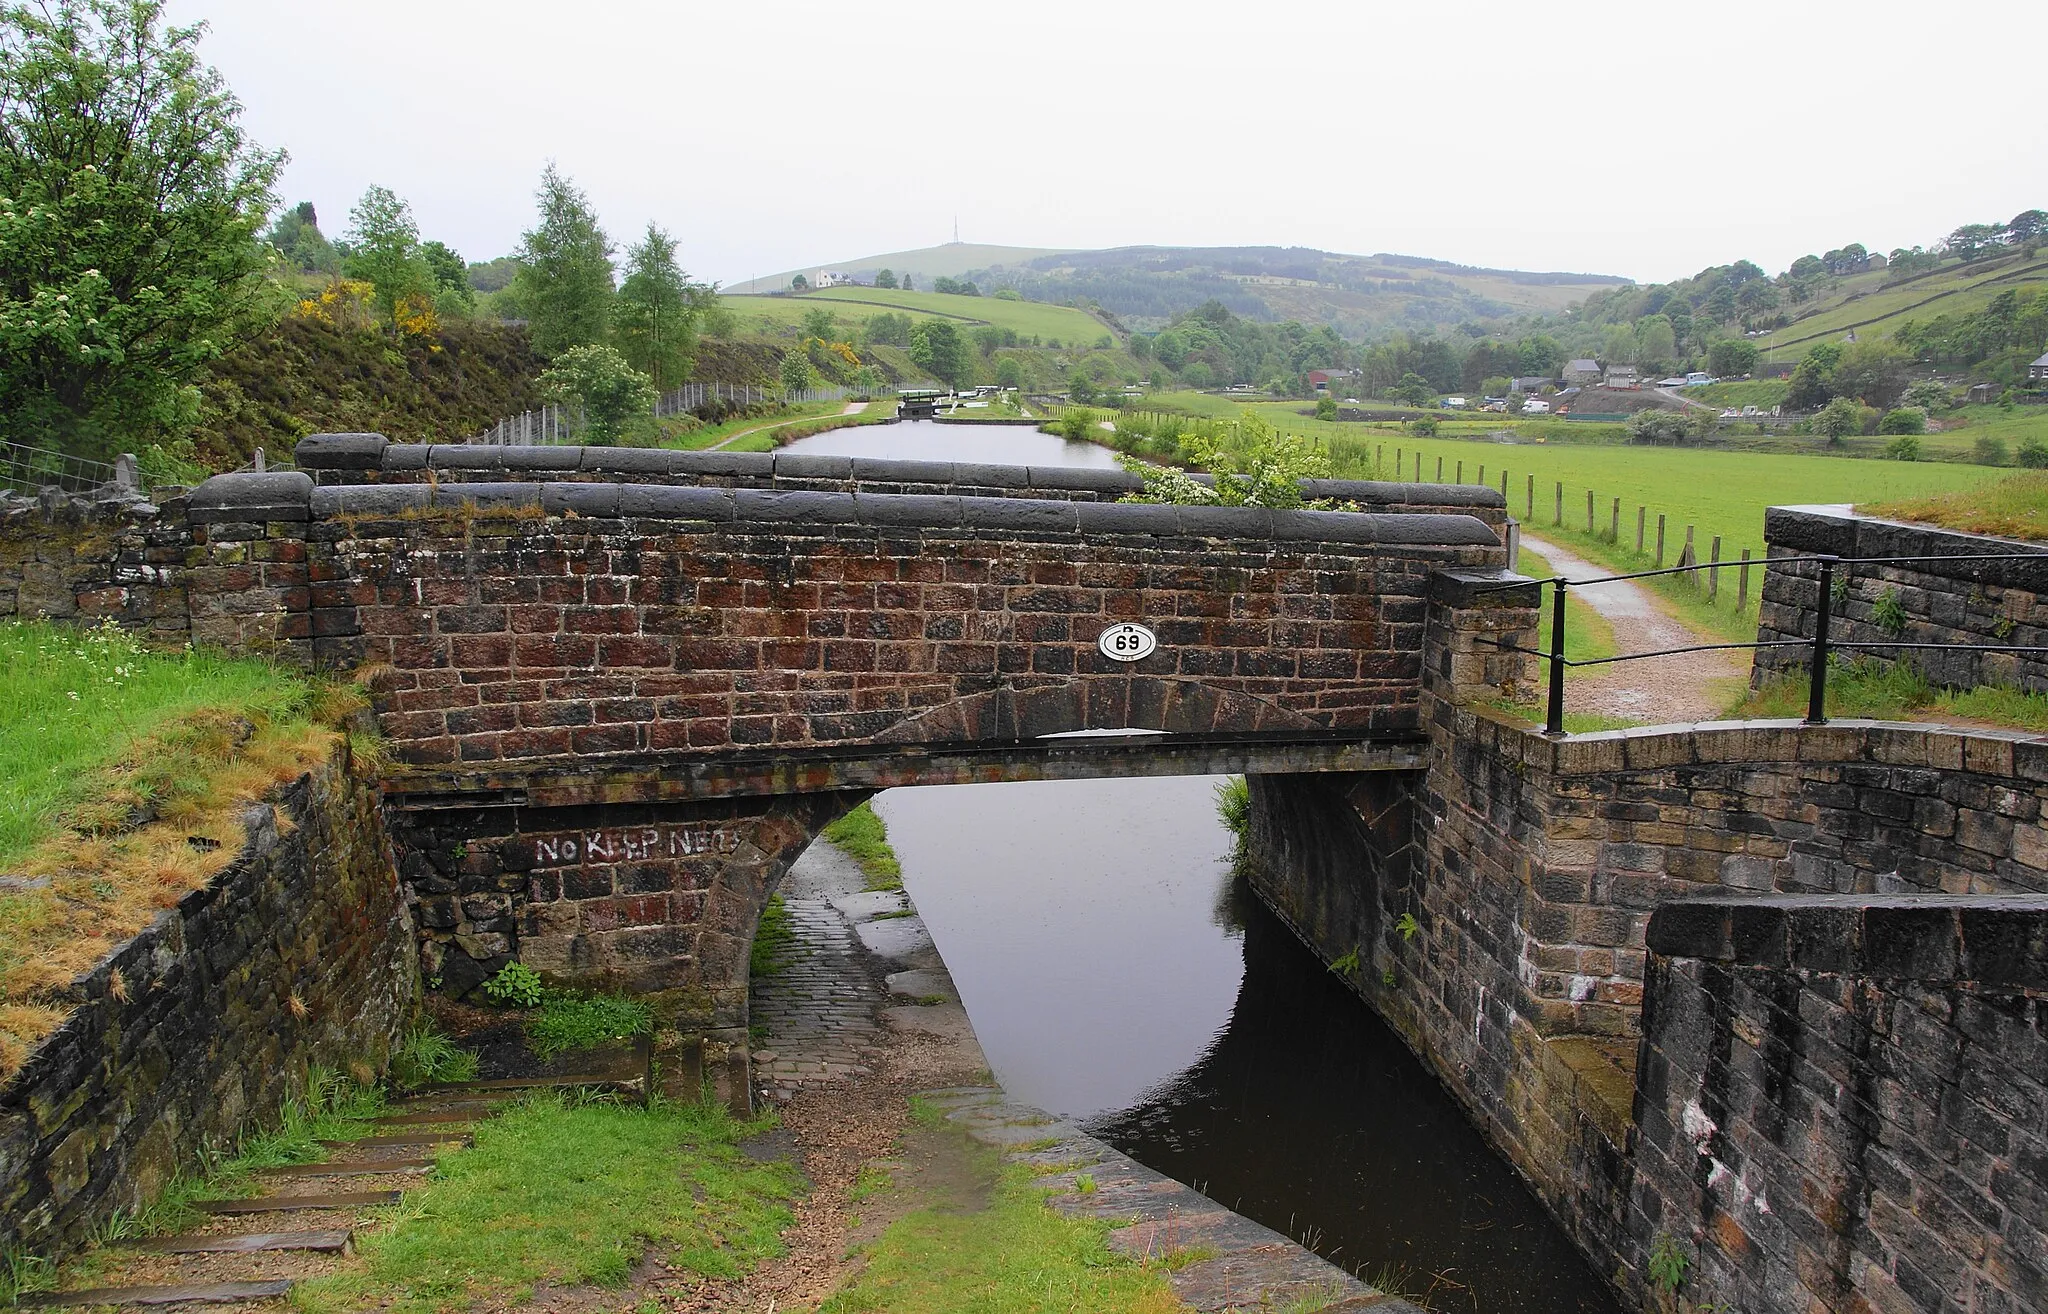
1,440 -> 125,496
1477,551 -> 2048,736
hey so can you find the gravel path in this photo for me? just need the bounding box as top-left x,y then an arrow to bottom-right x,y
1521,535 -> 1752,726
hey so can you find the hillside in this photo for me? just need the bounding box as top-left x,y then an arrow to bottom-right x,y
719,287 -> 1117,345
1750,251 -> 2048,364
725,243 -> 1070,295
190,317 -> 544,466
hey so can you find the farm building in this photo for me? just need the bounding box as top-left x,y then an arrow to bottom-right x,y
1307,369 -> 1355,393
2030,352 -> 2048,383
1562,358 -> 1603,385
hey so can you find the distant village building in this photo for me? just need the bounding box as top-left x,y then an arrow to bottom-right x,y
1562,359 -> 1603,385
1603,365 -> 1640,390
1509,376 -> 1554,394
2030,352 -> 2048,384
1307,368 -> 1354,393
814,270 -> 859,288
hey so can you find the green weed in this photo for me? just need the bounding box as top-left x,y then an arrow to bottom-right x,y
822,801 -> 903,891
388,1021 -> 479,1090
751,895 -> 795,978
526,991 -> 652,1061
481,962 -> 544,1008
1731,656 -> 2048,731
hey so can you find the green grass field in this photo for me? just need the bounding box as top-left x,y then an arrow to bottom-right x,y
1754,255 -> 2048,362
721,287 -> 1114,345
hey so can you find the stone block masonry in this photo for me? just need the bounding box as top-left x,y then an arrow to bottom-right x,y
0,748 -> 417,1261
1755,504 -> 2048,694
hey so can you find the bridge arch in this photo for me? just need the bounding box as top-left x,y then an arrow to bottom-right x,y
873,675 -> 1323,744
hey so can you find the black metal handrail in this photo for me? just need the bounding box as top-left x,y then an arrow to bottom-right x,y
1476,550 -> 2048,737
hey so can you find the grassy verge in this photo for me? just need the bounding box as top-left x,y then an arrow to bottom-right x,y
1729,658 -> 2048,731
1860,470 -> 2048,541
659,400 -> 842,450
822,801 -> 903,891
819,1144 -> 1183,1314
295,1094 -> 801,1314
750,895 -> 795,978
0,621 -> 352,1077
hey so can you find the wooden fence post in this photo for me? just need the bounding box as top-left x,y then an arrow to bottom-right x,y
1526,474 -> 1535,520
1554,481 -> 1563,527
1610,498 -> 1620,542
1708,536 -> 1722,602
1656,514 -> 1667,567
1586,489 -> 1594,534
1395,448 -> 1402,479
1457,460 -> 1464,483
1436,456 -> 1444,481
1636,506 -> 1646,553
1479,464 -> 1486,486
1500,470 -> 1508,498
1738,549 -> 1751,610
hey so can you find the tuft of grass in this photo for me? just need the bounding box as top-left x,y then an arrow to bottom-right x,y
526,990 -> 653,1061
1861,470 -> 2048,541
388,1021 -> 479,1090
0,621 -> 352,1079
817,1148 -> 1185,1314
1729,657 -> 2048,732
821,800 -> 903,891
750,895 -> 795,978
295,1094 -> 800,1314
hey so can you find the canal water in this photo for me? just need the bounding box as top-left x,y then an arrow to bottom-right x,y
781,421 -> 1619,1313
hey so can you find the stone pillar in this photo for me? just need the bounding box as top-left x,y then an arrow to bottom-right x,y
185,472 -> 317,663
388,790 -> 865,1114
1421,568 -> 1540,718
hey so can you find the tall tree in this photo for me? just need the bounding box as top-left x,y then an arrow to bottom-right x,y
908,319 -> 969,387
420,240 -> 472,315
265,201 -> 339,274
612,223 -> 707,390
0,0 -> 283,456
342,185 -> 432,323
511,163 -> 613,355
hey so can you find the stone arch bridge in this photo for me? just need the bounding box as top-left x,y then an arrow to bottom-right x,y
182,434 -> 1527,1102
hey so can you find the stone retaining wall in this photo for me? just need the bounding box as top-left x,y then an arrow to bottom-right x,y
0,748 -> 417,1260
1755,505 -> 2048,693
0,486 -> 196,638
1642,895 -> 2048,1314
291,434 -> 1512,528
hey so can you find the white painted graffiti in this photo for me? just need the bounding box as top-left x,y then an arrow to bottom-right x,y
532,825 -> 740,866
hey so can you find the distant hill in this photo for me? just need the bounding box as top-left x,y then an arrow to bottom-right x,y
725,243 -> 1071,295
728,241 -> 1630,339
1748,249 -> 2048,366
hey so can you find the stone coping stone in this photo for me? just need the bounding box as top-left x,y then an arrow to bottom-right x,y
1446,703 -> 2048,782
934,1086 -> 1422,1313
257,474 -> 1506,549
1646,893 -> 2048,988
1764,503 -> 2048,592
293,436 -> 1509,510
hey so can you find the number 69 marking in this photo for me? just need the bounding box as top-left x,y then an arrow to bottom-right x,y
1097,622 -> 1158,662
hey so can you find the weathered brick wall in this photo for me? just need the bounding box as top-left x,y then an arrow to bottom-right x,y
291,433 -> 1514,529
0,749 -> 417,1260
0,488 -> 196,638
1641,895 -> 2048,1314
1755,505 -> 2048,693
206,478 -> 1507,763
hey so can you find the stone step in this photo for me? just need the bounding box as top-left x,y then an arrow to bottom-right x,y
120,1230 -> 352,1256
318,1132 -> 470,1148
196,1191 -> 400,1215
259,1158 -> 433,1180
22,1280 -> 295,1307
374,1111 -> 474,1126
424,1075 -> 618,1094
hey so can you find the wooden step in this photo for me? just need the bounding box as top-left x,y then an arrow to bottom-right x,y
375,1110 -> 474,1126
121,1230 -> 351,1256
23,1280 -> 294,1307
259,1158 -> 432,1179
318,1132 -> 469,1148
196,1191 -> 400,1215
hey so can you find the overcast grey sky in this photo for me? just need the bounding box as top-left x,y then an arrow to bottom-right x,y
173,0 -> 2046,288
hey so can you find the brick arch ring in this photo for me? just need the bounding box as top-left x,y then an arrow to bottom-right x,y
872,675 -> 1324,745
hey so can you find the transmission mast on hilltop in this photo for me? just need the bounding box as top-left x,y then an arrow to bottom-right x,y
951,215 -> 960,245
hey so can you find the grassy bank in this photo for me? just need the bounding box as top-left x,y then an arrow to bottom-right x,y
1731,658 -> 2048,731
297,1095 -> 800,1314
1861,469 -> 2048,541
822,801 -> 903,890
0,622 -> 346,1075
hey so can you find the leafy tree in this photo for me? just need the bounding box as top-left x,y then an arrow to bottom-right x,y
1634,316 -> 1677,374
1600,324 -> 1637,367
994,357 -> 1024,390
1517,333 -> 1563,377
420,239 -> 473,315
2017,436 -> 2048,469
467,255 -> 519,293
1707,339 -> 1759,377
1830,340 -> 1910,409
778,348 -> 817,395
1944,224 -> 2004,263
863,311 -> 912,347
343,185 -> 432,323
0,0 -> 283,456
874,268 -> 896,289
1181,360 -> 1213,388
1883,434 -> 1922,460
1068,372 -> 1096,405
1974,434 -> 2008,466
537,344 -> 652,442
1814,397 -> 1862,444
900,273 -> 913,291
799,307 -> 837,341
2006,210 -> 2048,247
1702,284 -> 1738,324
1878,407 -> 1926,435
1393,372 -> 1433,406
1902,380 -> 1952,412
908,318 -> 970,387
613,223 -> 707,390
1315,393 -> 1337,420
791,273 -> 807,290
265,201 -> 339,274
512,163 -> 613,355
1628,409 -> 1692,443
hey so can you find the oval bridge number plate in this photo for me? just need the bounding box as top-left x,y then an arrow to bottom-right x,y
1098,622 -> 1158,662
